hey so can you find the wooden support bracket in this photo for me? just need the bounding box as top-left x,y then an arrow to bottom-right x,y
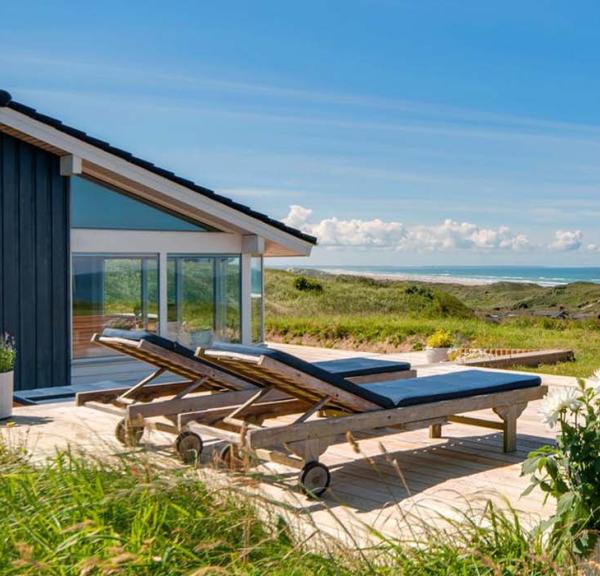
493,402 -> 528,452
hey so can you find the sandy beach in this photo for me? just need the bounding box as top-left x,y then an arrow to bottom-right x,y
288,267 -> 515,286
278,265 -> 600,287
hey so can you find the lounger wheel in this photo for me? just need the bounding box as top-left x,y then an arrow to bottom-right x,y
215,443 -> 243,470
114,419 -> 144,446
299,461 -> 331,498
175,431 -> 204,464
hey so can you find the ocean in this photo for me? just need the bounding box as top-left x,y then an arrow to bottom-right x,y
285,266 -> 600,286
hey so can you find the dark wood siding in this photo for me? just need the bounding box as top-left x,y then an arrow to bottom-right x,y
0,132 -> 70,390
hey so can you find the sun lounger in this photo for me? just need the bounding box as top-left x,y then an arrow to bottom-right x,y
177,344 -> 546,496
76,330 -> 415,445
75,329 -> 262,443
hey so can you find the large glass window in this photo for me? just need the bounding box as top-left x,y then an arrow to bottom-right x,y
71,176 -> 215,231
72,254 -> 159,358
167,255 -> 240,347
251,257 -> 264,343
215,257 -> 242,343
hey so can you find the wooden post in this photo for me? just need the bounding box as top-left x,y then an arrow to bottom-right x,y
493,403 -> 527,452
429,423 -> 442,438
59,154 -> 82,175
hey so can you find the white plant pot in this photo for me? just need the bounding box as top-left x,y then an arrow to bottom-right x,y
426,347 -> 450,363
0,370 -> 14,420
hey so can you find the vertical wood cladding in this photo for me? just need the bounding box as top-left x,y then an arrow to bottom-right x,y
0,132 -> 70,390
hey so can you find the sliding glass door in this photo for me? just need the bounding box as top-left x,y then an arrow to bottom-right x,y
167,255 -> 240,347
72,253 -> 241,358
72,254 -> 159,358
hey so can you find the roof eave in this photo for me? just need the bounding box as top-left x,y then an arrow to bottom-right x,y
0,91 -> 316,256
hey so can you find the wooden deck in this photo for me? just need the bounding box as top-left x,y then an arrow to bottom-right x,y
6,343 -> 563,545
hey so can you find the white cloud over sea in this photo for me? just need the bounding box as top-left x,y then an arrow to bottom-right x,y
549,230 -> 583,252
283,205 -> 531,252
284,206 -> 599,254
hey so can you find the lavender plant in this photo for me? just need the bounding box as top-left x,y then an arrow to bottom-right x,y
0,333 -> 15,374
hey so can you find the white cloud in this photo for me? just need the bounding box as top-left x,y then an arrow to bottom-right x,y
409,220 -> 530,251
282,205 -> 313,229
587,243 -> 600,252
309,217 -> 407,248
549,230 -> 583,251
283,206 -> 530,252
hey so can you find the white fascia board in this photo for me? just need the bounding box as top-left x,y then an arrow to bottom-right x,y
0,107 -> 314,257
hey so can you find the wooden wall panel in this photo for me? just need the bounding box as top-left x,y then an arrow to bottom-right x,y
0,132 -> 70,390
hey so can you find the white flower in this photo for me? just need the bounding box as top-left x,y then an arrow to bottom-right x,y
588,370 -> 600,397
539,387 -> 582,428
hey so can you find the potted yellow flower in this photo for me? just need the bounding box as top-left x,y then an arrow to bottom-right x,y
0,334 -> 16,420
426,330 -> 454,363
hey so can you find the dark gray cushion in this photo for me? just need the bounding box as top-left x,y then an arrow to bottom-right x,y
105,335 -> 541,411
362,369 -> 542,408
207,342 -> 397,408
313,357 -> 411,378
101,328 -> 196,359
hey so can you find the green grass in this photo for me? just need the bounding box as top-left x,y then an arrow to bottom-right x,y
439,281 -> 600,314
267,270 -> 474,319
0,440 -> 585,575
0,445 -> 343,575
268,269 -> 600,317
266,270 -> 600,378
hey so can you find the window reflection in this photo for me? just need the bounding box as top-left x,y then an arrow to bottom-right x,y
72,255 -> 159,358
71,176 -> 214,231
167,255 -> 240,347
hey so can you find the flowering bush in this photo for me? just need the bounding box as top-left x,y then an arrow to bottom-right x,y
426,330 -> 454,349
0,334 -> 15,374
522,373 -> 600,557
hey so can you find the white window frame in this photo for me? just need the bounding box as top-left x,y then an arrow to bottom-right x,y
71,228 -> 262,346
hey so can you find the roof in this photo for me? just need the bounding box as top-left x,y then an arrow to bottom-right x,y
0,89 -> 317,246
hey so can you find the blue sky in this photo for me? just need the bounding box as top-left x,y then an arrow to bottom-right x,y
2,1 -> 600,265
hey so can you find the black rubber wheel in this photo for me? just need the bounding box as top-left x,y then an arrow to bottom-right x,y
215,443 -> 243,470
175,431 -> 204,464
299,461 -> 331,497
114,419 -> 144,447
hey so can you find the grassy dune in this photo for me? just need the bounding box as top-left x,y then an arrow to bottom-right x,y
265,270 -> 600,378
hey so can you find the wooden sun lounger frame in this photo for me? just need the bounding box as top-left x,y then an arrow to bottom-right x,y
76,333 -> 261,437
177,350 -> 547,494
77,334 -> 418,442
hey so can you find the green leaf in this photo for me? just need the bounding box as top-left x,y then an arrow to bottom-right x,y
556,492 -> 576,517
